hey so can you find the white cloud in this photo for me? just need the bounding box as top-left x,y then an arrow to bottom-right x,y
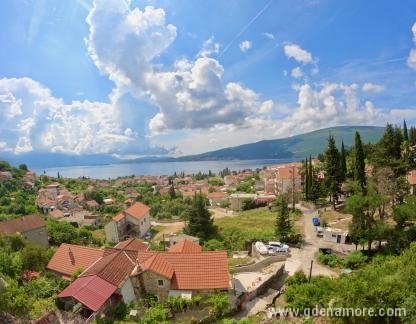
284,43 -> 313,64
262,32 -> 275,40
86,1 -> 272,134
408,22 -> 416,70
362,82 -> 385,93
0,77 -> 162,155
197,37 -> 220,58
239,40 -> 252,52
291,67 -> 303,78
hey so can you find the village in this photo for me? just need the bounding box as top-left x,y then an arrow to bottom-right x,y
2,127 -> 416,324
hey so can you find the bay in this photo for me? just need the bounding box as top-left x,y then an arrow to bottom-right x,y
34,158 -> 298,179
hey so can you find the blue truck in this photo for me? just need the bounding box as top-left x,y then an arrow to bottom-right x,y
312,217 -> 320,226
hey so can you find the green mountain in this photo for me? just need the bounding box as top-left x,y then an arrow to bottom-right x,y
177,126 -> 385,161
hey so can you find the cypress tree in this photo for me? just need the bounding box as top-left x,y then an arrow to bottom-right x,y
304,158 -> 309,200
275,195 -> 292,241
308,155 -> 313,201
403,120 -> 409,142
354,131 -> 366,192
340,140 -> 347,181
324,135 -> 340,209
184,193 -> 217,241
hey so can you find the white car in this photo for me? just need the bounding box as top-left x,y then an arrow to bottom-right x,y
268,241 -> 289,253
255,241 -> 269,255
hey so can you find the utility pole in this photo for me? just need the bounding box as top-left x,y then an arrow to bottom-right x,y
309,260 -> 313,281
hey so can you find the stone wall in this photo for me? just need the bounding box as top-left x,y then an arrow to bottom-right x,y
133,271 -> 171,300
234,255 -> 286,273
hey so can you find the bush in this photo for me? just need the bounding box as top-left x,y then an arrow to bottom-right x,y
286,271 -> 308,286
341,251 -> 368,269
206,293 -> 230,319
317,252 -> 341,268
140,304 -> 169,324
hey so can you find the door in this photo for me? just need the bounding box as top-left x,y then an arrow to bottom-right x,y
337,235 -> 341,243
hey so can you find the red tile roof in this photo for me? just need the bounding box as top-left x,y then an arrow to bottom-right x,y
124,202 -> 150,220
114,238 -> 148,252
140,253 -> 174,279
112,213 -> 125,222
0,214 -> 45,236
207,192 -> 227,199
407,170 -> 416,185
138,251 -> 230,290
82,250 -> 136,287
47,244 -> 104,279
168,239 -> 202,253
162,251 -> 230,290
58,275 -> 117,312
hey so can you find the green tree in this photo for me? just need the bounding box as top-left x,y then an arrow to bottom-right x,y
46,220 -> 77,245
168,184 -> 176,199
340,140 -> 347,181
353,131 -> 366,192
184,193 -> 217,241
21,244 -> 50,271
324,135 -> 341,209
275,195 -> 292,241
403,120 -> 409,141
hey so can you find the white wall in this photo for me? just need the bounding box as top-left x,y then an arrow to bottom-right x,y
104,221 -> 119,243
120,278 -> 136,304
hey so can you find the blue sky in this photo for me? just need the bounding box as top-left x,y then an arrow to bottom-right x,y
0,0 -> 415,157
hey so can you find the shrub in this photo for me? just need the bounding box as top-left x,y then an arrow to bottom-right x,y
286,271 -> 308,286
341,251 -> 368,269
140,304 -> 169,324
317,252 -> 341,268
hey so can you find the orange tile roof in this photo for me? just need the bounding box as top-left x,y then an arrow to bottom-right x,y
168,239 -> 202,253
112,213 -> 125,222
207,192 -> 227,199
124,202 -> 150,220
138,251 -> 229,290
140,253 -> 174,279
47,244 -> 104,279
81,250 -> 136,287
162,251 -> 230,290
49,209 -> 64,219
0,214 -> 45,236
114,238 -> 148,252
407,170 -> 416,185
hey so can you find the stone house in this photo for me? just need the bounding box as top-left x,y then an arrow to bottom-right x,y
56,239 -> 229,320
0,214 -> 49,247
105,202 -> 151,243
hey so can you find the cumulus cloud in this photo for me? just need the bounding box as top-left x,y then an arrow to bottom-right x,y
239,40 -> 252,52
197,37 -> 220,58
284,43 -> 313,64
0,77 -> 163,155
291,67 -> 303,78
407,22 -> 416,70
86,1 -> 272,134
362,82 -> 385,93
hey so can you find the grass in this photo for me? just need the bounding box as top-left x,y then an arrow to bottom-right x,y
216,208 -> 276,240
319,209 -> 352,231
228,257 -> 253,273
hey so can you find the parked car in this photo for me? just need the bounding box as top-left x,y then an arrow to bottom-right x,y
315,226 -> 324,236
255,241 -> 268,255
144,231 -> 152,240
312,217 -> 320,226
268,241 -> 289,253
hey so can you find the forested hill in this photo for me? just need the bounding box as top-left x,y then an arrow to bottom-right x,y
177,126 -> 385,161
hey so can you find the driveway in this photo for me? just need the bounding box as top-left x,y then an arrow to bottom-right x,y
285,206 -> 338,277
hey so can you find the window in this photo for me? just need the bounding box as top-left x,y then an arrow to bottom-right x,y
157,279 -> 164,287
144,217 -> 146,222
332,234 -> 336,238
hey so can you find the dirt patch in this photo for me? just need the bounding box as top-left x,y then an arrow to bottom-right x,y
319,210 -> 352,231
151,220 -> 186,241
